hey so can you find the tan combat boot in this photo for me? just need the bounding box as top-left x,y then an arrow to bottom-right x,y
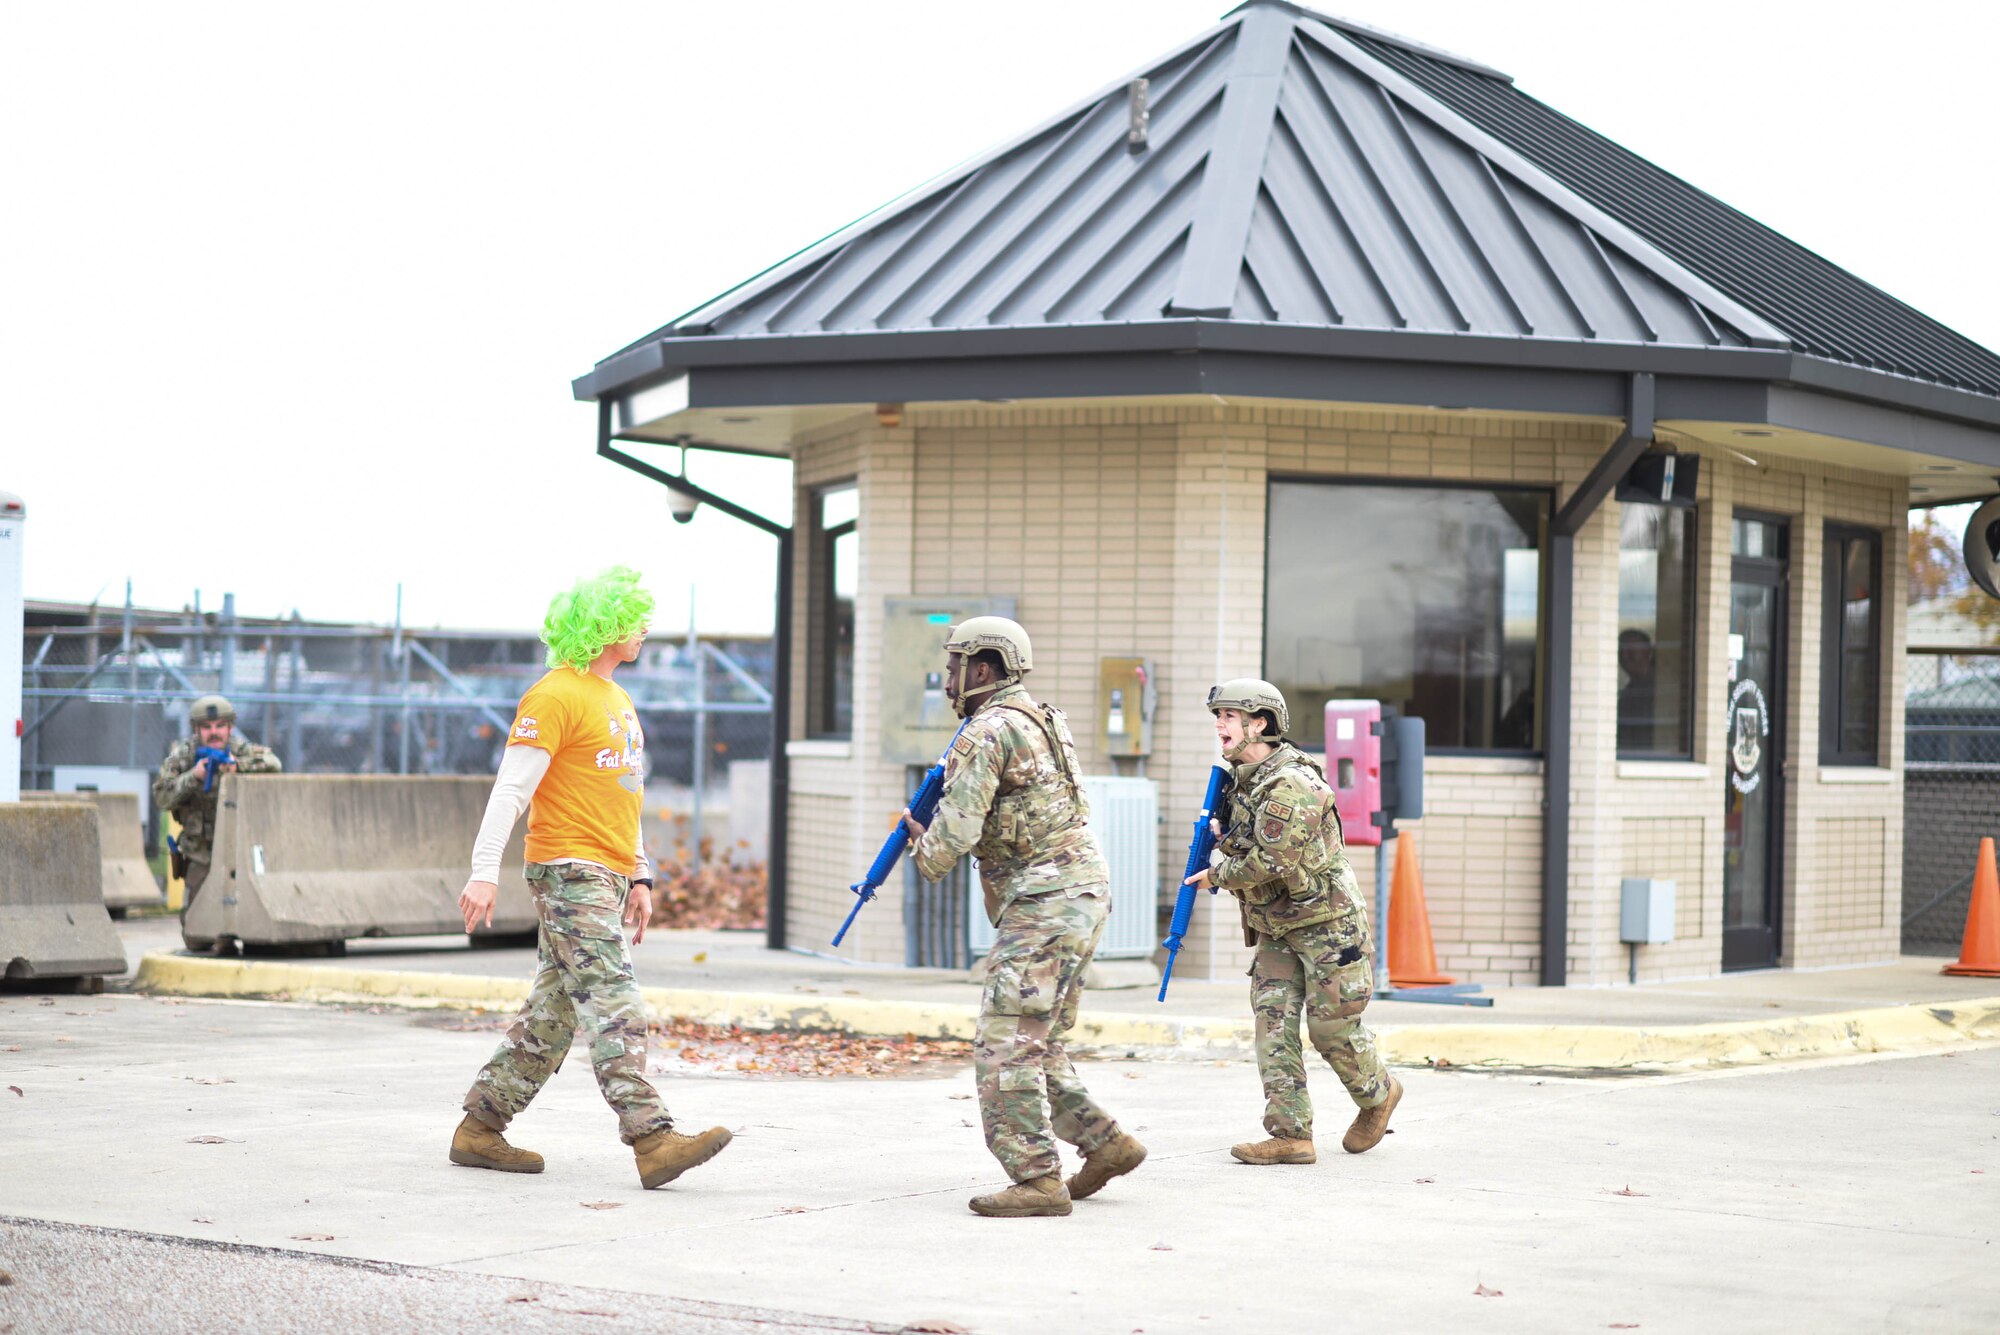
1342,1075 -> 1404,1154
1066,1131 -> 1147,1200
449,1114 -> 545,1173
633,1126 -> 733,1188
1230,1136 -> 1317,1165
968,1174 -> 1072,1218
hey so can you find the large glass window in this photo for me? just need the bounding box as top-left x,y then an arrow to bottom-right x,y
1617,503 -> 1696,756
809,483 -> 857,738
1821,524 -> 1881,765
1265,481 -> 1546,752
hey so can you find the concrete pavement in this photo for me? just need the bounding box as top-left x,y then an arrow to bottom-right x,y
1,989 -> 1994,1333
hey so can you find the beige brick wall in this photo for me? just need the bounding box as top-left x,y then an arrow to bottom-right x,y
775,400 -> 1910,985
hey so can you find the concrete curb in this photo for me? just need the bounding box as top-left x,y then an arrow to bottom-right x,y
131,952 -> 2000,1071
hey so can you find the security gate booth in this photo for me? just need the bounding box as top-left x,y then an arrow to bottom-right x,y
572,2 -> 2000,986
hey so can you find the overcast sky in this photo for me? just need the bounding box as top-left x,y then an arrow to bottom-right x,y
6,1 -> 1996,634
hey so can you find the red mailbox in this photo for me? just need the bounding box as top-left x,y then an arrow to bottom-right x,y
1324,699 -> 1383,846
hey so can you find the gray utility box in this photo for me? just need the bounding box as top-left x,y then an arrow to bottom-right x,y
1620,878 -> 1676,945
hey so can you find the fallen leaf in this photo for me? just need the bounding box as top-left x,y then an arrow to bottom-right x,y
1434,1057 -> 1454,1068
291,1233 -> 335,1242
6,1087 -> 21,1098
1610,1325 -> 1641,1330
1974,1170 -> 1986,1175
505,1294 -> 540,1304
1609,1186 -> 1649,1197
947,1094 -> 972,1101
0,1269 -> 12,1285
187,1077 -> 235,1086
579,1201 -> 622,1210
3,1045 -> 21,1052
192,1218 -> 214,1224
186,1135 -> 233,1144
692,952 -> 707,963
1415,1176 -> 1436,1184
1474,1283 -> 1503,1297
1149,1243 -> 1173,1251
776,1206 -> 809,1214
901,1322 -> 968,1335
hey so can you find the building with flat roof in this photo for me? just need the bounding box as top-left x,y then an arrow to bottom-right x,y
572,3 -> 2000,985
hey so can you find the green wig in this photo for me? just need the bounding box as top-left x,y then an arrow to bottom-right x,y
542,565 -> 656,672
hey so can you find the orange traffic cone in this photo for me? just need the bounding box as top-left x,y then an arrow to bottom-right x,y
1388,831 -> 1456,988
1943,837 -> 2000,978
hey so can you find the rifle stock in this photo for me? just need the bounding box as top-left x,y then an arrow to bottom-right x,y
832,721 -> 971,947
1158,764 -> 1232,1001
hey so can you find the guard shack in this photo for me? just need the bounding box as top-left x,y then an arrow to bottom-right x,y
573,2 -> 2000,986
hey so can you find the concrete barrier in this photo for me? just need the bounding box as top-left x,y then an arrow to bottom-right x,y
180,774 -> 535,951
21,791 -> 164,914
0,802 -> 128,981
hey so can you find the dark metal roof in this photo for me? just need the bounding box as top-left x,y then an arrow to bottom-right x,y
583,1 -> 2000,410
1343,26 -> 2000,398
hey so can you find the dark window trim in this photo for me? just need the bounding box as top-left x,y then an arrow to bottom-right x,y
1820,522 -> 1883,767
1616,501 -> 1700,761
1261,473 -> 1554,757
807,481 -> 857,740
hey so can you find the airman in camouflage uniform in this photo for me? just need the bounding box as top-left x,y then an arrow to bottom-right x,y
1190,679 -> 1402,1165
151,694 -> 282,907
906,617 -> 1144,1218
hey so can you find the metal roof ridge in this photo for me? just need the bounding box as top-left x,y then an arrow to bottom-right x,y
1293,15 -> 1794,352
1166,3 -> 1294,317
1225,2 -> 1513,82
653,14 -> 1246,348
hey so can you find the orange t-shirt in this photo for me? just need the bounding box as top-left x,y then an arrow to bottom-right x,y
507,668 -> 645,874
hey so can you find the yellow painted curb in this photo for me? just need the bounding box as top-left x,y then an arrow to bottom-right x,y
130,953 -> 2000,1071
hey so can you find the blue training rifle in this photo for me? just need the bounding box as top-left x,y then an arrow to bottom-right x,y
832,720 -> 971,947
194,745 -> 234,792
1158,764 -> 1233,1001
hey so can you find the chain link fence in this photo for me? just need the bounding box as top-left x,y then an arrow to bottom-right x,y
1902,652 -> 2000,954
20,604 -> 773,909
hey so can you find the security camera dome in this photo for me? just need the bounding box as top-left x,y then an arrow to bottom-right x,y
669,488 -> 700,525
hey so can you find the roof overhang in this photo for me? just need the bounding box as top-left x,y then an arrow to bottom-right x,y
579,321 -> 2000,501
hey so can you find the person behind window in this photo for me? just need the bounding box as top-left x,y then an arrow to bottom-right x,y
1617,628 -> 1657,752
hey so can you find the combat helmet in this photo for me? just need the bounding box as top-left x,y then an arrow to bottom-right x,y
942,616 -> 1032,716
188,694 -> 237,726
1207,678 -> 1289,739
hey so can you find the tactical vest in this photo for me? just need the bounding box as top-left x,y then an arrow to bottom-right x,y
982,698 -> 1091,860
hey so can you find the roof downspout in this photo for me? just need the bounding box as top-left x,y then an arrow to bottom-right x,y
596,404 -> 796,951
1541,372 -> 1655,986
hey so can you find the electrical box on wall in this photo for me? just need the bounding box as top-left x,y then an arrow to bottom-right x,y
1097,657 -> 1156,758
1620,878 -> 1676,944
879,596 -> 1016,765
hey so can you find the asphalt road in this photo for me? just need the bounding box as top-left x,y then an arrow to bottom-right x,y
2,991 -> 1996,1334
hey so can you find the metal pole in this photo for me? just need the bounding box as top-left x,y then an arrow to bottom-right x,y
219,592 -> 236,696
768,529 -> 793,950
395,585 -> 410,774
689,589 -> 705,868
123,580 -> 136,768
286,612 -> 303,765
1374,833 -> 1393,991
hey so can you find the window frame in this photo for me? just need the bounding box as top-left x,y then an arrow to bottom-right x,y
1819,522 -> 1883,767
807,481 -> 858,740
1261,473 -> 1552,757
1615,501 -> 1700,761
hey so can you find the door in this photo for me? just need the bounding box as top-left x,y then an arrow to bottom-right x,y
1723,514 -> 1787,969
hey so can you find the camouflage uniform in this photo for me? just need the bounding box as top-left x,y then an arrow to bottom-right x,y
462,861 -> 673,1145
913,682 -> 1123,1183
1212,740 -> 1389,1139
152,733 -> 282,901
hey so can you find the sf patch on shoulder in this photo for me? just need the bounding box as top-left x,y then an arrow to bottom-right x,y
952,734 -> 977,758
1257,799 -> 1293,845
